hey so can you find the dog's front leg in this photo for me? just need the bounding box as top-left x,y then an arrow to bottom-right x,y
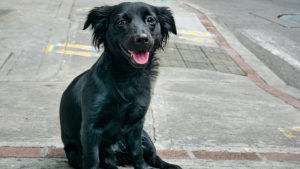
81,123 -> 102,169
125,124 -> 156,169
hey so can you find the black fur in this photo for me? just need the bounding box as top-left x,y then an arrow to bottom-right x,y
60,2 -> 180,169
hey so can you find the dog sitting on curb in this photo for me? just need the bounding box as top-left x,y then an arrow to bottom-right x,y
60,2 -> 181,169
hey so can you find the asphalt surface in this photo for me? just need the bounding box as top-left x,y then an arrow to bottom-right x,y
183,0 -> 300,90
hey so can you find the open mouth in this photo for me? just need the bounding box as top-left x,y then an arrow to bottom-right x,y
118,43 -> 149,65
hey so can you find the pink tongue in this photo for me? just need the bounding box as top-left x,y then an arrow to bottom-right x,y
130,51 -> 149,64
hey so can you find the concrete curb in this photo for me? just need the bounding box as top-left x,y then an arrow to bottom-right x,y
177,2 -> 300,110
1,147 -> 300,161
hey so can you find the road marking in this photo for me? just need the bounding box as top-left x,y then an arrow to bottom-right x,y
278,128 -> 297,139
58,43 -> 96,51
46,43 -> 100,57
294,127 -> 300,130
57,50 -> 98,57
45,45 -> 53,52
177,30 -> 210,36
77,7 -> 92,12
180,37 -> 213,42
243,148 -> 250,151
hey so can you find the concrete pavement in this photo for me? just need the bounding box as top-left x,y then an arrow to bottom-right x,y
1,0 -> 300,168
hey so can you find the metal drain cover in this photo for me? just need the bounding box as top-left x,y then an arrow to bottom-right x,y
279,14 -> 300,24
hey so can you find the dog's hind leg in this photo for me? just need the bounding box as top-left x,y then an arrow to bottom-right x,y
60,71 -> 88,169
64,139 -> 83,169
61,109 -> 84,169
60,98 -> 83,168
98,146 -> 119,169
61,114 -> 83,169
141,130 -> 182,169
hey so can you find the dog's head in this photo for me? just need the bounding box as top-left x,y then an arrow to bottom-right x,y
83,2 -> 177,68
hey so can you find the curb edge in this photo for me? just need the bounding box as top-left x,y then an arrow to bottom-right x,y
177,2 -> 300,110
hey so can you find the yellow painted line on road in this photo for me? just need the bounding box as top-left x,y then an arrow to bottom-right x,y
243,148 -> 249,151
45,45 -> 53,52
58,43 -> 96,51
294,127 -> 300,130
278,128 -> 297,139
57,50 -> 98,57
180,37 -> 213,42
77,7 -> 92,12
177,30 -> 210,36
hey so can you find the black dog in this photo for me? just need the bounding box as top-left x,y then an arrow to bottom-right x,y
60,2 -> 180,169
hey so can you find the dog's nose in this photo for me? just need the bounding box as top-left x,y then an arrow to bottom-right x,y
135,33 -> 149,45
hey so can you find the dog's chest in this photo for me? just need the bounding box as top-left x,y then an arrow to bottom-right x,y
95,74 -> 152,142
100,89 -> 150,142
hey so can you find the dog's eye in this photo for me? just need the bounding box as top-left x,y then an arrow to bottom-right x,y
118,20 -> 126,26
146,17 -> 156,24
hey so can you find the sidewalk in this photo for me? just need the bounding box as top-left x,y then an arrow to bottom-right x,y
0,0 -> 300,168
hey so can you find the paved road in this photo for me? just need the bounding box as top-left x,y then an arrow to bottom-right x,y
183,0 -> 300,90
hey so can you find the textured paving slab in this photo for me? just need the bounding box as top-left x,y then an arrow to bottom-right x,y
0,81 -> 155,147
0,52 -> 11,69
0,158 -> 71,169
156,43 -> 245,75
0,51 -> 21,77
1,158 -> 300,169
3,68 -> 299,153
0,0 -> 71,82
164,159 -> 300,168
0,82 -> 68,147
151,67 -> 300,153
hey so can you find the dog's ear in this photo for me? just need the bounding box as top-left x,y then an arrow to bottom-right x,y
83,6 -> 114,49
155,7 -> 177,49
